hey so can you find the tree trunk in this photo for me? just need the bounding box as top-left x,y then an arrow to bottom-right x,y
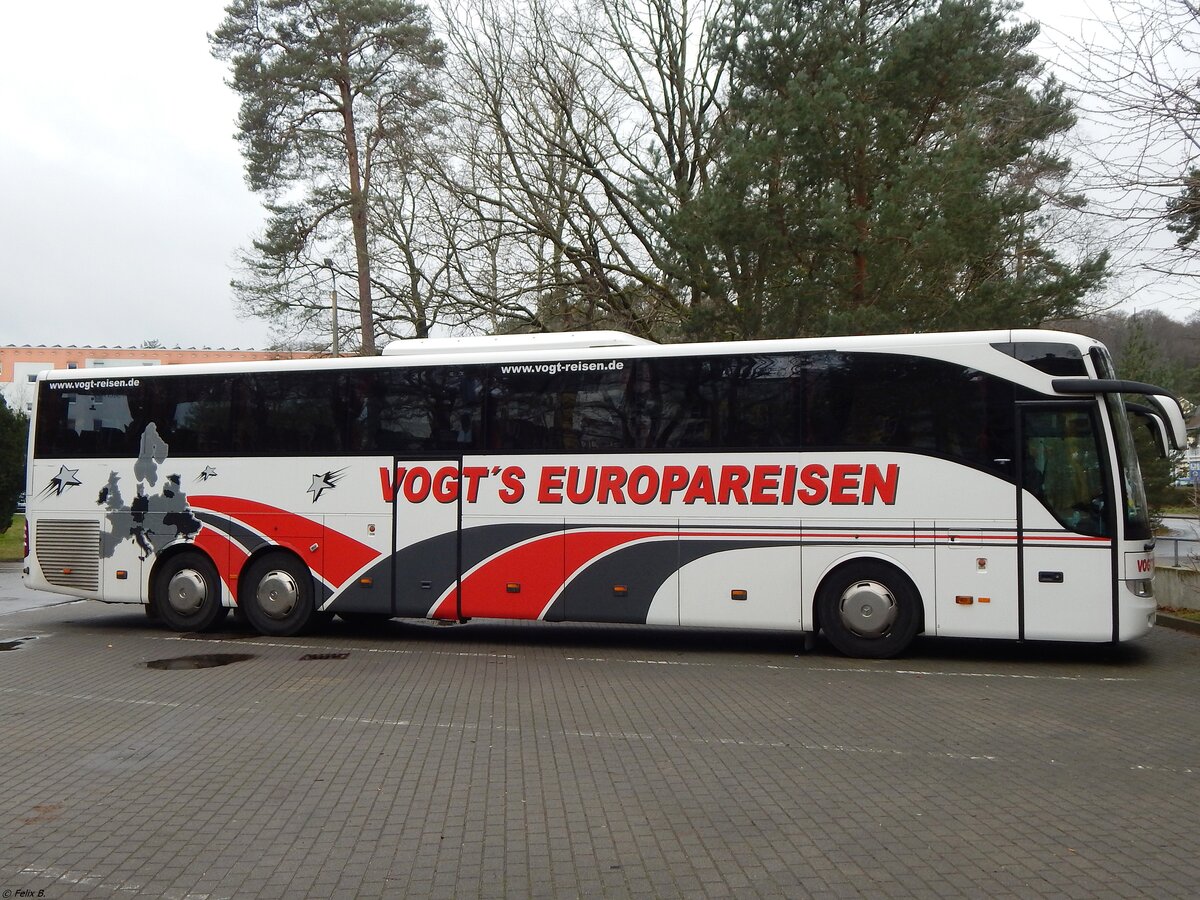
339,78 -> 377,355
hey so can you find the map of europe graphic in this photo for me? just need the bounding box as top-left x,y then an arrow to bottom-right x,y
97,423 -> 202,560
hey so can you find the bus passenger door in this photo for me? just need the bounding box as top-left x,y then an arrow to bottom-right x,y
1018,405 -> 1115,641
389,458 -> 462,619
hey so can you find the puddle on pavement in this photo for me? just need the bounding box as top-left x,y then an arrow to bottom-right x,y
143,653 -> 256,670
0,636 -> 38,652
300,652 -> 350,660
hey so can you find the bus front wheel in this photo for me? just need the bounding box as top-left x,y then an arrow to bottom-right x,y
240,553 -> 315,637
152,551 -> 227,632
816,561 -> 920,659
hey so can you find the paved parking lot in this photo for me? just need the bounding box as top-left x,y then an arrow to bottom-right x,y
1,586 -> 1198,898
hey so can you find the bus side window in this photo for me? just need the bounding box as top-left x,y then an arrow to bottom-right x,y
487,366 -> 633,452
720,355 -> 804,449
636,357 -> 714,449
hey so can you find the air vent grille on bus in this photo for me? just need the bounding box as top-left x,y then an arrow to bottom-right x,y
36,519 -> 101,592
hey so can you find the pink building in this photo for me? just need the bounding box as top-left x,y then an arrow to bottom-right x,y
1,345 -> 317,412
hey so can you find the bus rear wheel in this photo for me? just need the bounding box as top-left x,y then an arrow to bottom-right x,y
240,553 -> 315,637
817,561 -> 920,659
153,551 -> 227,632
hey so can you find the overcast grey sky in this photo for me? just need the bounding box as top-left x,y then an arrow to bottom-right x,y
0,1 -> 1191,351
2,2 -> 268,349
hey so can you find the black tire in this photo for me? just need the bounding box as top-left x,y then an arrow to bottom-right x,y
816,560 -> 921,659
152,551 -> 226,632
240,553 -> 315,637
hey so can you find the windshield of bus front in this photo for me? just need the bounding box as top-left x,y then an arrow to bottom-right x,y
1103,392 -> 1153,541
1091,348 -> 1153,541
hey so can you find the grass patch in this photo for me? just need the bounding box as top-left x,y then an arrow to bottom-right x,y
0,515 -> 24,562
1160,606 -> 1200,622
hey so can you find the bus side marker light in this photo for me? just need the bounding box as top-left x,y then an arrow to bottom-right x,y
731,590 -> 748,601
309,543 -> 319,553
506,583 -> 521,593
613,585 -> 628,597
62,567 -> 72,575
955,596 -> 974,605
359,577 -> 373,588
116,570 -> 128,580
976,558 -> 988,572
979,597 -> 991,603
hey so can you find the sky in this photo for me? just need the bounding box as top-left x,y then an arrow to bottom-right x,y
2,2 -> 270,349
0,1 -> 1193,351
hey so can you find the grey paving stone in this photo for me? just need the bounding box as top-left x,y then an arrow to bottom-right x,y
0,605 -> 1198,897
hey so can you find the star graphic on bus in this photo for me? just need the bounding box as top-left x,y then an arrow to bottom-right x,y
307,468 -> 347,503
197,466 -> 218,482
47,465 -> 83,496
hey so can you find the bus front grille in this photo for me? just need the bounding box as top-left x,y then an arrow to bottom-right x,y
36,519 -> 101,592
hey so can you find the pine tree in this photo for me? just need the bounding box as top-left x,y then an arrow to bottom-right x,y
671,0 -> 1107,339
211,0 -> 444,354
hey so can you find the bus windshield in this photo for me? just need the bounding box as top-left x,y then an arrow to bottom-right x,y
1088,346 -> 1153,541
1104,392 -> 1153,541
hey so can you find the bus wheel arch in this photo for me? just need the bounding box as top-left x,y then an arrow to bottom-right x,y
150,546 -> 228,632
814,557 -> 923,659
238,549 -> 316,637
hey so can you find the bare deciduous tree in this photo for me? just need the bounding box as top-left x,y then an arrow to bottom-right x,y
1045,0 -> 1200,296
429,0 -> 732,337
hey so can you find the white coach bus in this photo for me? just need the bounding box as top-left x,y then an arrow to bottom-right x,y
22,329 -> 1186,658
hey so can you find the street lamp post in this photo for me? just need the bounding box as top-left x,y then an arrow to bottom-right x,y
323,258 -> 339,358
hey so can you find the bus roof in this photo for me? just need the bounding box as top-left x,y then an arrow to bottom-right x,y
33,328 -> 1104,383
381,330 -> 655,356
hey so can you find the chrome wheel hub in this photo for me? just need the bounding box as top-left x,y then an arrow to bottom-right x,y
838,579 -> 897,638
167,569 -> 207,615
256,570 -> 299,619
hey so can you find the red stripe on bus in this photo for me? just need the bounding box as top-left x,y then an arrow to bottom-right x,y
678,529 -> 1109,545
192,526 -> 248,596
441,529 -> 674,620
191,495 -> 380,588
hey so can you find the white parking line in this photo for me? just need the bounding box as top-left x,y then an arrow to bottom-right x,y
565,655 -> 1136,681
